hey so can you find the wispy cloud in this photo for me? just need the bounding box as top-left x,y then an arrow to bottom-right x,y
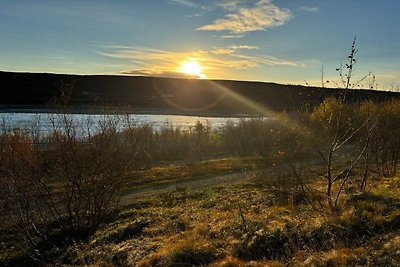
98,44 -> 303,78
216,0 -> 245,11
209,45 -> 258,55
300,6 -> 319,12
218,34 -> 245,39
168,0 -> 199,8
197,0 -> 292,34
231,54 -> 305,67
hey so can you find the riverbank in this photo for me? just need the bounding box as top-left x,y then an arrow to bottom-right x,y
0,105 -> 259,118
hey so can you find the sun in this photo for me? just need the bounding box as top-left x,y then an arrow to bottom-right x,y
180,60 -> 206,78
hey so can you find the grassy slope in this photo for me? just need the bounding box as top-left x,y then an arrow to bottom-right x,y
120,156 -> 267,192
1,158 -> 400,266
50,174 -> 400,265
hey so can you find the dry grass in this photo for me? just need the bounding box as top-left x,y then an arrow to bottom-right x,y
120,156 -> 267,191
0,170 -> 388,266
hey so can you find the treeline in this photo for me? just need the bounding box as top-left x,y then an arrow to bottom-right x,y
1,98 -> 400,263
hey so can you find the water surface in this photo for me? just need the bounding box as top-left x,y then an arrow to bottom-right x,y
0,112 -> 255,134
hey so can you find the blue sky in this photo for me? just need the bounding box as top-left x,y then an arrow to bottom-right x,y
1,0 -> 400,89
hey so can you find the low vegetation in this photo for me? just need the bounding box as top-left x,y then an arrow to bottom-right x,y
3,173 -> 400,266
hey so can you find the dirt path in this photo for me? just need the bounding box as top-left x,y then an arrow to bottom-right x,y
119,155 -> 327,205
119,170 -> 250,205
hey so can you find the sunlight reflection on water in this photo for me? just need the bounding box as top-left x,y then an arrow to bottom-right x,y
0,112 -> 258,133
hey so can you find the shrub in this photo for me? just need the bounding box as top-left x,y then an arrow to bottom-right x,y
234,228 -> 293,260
167,241 -> 219,267
93,219 -> 150,245
0,112 -> 139,262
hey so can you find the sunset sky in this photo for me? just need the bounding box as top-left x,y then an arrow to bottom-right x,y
1,0 -> 400,89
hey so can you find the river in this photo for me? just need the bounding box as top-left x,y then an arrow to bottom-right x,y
0,112 -> 256,134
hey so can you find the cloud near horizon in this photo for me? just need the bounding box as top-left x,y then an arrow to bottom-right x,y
119,69 -> 200,79
98,44 -> 304,78
197,0 -> 292,34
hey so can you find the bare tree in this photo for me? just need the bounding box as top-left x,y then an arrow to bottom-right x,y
311,37 -> 375,210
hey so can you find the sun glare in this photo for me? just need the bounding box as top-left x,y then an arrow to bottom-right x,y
180,60 -> 206,78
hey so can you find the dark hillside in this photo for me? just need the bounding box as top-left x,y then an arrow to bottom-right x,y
0,71 -> 399,115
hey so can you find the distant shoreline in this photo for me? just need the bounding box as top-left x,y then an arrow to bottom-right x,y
2,71 -> 400,118
0,105 -> 258,118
